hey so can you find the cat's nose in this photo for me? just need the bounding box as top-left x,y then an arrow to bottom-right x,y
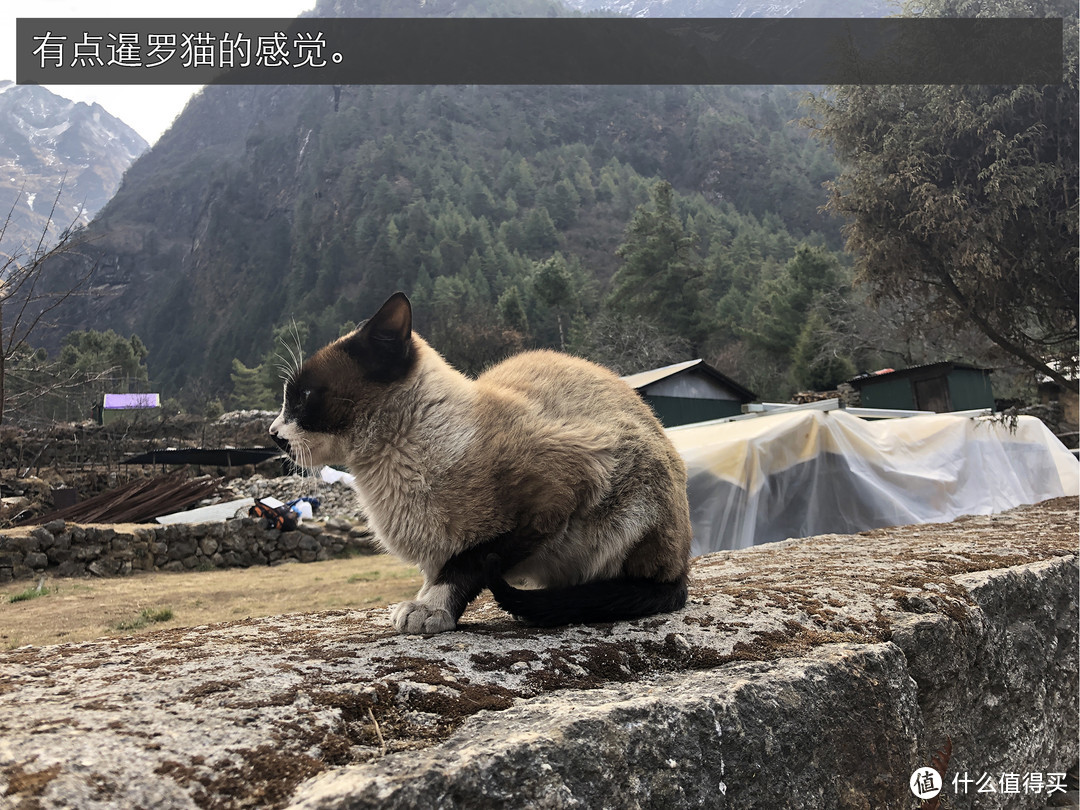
268,417 -> 290,452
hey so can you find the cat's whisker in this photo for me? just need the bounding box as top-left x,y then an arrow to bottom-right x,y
287,321 -> 305,375
292,440 -> 312,474
273,354 -> 296,384
273,320 -> 307,387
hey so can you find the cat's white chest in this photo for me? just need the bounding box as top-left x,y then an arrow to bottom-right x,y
348,463 -> 445,572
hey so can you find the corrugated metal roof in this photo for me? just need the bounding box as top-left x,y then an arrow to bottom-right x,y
123,447 -> 281,466
621,358 -> 756,402
847,362 -> 990,387
103,393 -> 161,409
620,358 -> 705,390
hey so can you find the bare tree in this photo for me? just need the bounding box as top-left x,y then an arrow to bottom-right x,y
571,311 -> 693,377
0,183 -> 98,425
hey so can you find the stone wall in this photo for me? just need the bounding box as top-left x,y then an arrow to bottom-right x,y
0,517 -> 377,582
0,498 -> 1075,810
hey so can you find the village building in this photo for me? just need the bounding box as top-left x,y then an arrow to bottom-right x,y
845,362 -> 994,414
93,393 -> 161,425
621,359 -> 756,428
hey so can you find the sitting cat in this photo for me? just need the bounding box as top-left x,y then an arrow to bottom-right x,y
269,292 -> 692,633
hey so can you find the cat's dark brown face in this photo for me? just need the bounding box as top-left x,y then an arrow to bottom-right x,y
269,293 -> 415,468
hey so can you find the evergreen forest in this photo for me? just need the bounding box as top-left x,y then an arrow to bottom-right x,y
221,83 -> 853,408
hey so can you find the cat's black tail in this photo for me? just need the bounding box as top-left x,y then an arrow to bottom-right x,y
484,555 -> 687,627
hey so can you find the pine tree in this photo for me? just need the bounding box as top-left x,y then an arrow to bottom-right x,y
229,358 -> 277,410
533,253 -> 574,351
747,244 -> 843,361
791,311 -> 856,392
607,181 -> 704,345
498,285 -> 529,334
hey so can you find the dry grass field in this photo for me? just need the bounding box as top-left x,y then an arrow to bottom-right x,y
0,554 -> 423,648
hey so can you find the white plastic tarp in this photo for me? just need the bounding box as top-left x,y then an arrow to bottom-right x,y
666,410 -> 1079,555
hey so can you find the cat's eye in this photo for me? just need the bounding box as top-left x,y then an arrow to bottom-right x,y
286,385 -> 314,411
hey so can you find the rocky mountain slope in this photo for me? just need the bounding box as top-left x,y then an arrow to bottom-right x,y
0,81 -> 148,261
29,0 -> 844,399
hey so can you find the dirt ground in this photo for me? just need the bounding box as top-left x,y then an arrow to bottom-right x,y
0,554 -> 422,648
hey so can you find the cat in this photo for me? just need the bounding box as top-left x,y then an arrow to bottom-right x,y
269,292 -> 692,634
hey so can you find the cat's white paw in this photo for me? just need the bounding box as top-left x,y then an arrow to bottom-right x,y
391,600 -> 457,634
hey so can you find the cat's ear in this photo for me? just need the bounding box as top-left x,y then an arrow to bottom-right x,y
366,292 -> 412,343
348,292 -> 414,381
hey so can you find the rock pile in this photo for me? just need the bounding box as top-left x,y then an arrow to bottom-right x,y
223,474 -> 364,522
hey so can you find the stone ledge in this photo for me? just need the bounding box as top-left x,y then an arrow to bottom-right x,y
292,642 -> 924,810
0,497 -> 1075,810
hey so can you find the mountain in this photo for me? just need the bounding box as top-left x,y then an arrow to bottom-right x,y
560,0 -> 893,17
31,0 -> 848,403
0,81 -> 148,261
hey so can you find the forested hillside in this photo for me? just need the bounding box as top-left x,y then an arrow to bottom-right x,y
31,0 -> 998,414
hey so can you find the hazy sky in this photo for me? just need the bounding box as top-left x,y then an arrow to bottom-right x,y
4,1 -> 316,145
